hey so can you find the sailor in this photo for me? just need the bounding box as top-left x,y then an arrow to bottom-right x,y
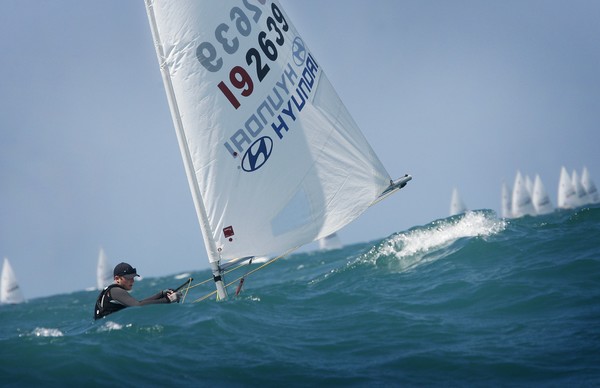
94,262 -> 181,320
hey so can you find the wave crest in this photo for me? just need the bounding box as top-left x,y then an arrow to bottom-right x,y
366,210 -> 506,271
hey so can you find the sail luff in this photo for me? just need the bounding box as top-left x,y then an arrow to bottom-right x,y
144,0 -> 228,300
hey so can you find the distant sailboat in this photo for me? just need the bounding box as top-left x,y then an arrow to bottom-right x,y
581,166 -> 599,204
144,1 -> 411,299
318,233 -> 342,251
501,181 -> 512,218
449,187 -> 467,216
571,169 -> 586,208
96,248 -> 113,290
525,175 -> 534,197
557,166 -> 576,209
511,171 -> 536,217
1,258 -> 25,304
532,174 -> 553,215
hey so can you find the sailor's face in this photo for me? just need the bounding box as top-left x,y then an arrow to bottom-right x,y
116,275 -> 135,290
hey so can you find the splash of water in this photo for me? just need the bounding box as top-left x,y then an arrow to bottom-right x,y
23,327 -> 64,337
367,211 -> 506,271
97,321 -> 129,332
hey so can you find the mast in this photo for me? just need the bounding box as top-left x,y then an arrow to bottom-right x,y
144,1 -> 228,300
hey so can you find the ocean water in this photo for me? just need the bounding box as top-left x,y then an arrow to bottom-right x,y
1,207 -> 599,387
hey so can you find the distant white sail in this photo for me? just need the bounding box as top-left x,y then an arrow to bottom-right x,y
571,169 -> 586,208
525,175 -> 534,196
318,233 -> 342,251
511,171 -> 536,217
145,1 -> 411,299
581,166 -> 599,204
449,187 -> 467,216
557,166 -> 576,209
96,248 -> 113,290
501,181 -> 512,218
532,174 -> 553,215
1,258 -> 25,304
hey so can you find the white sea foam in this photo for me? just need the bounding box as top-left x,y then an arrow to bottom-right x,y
370,211 -> 506,271
97,321 -> 131,332
30,327 -> 64,337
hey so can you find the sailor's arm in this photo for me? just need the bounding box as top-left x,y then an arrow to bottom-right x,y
110,287 -> 170,306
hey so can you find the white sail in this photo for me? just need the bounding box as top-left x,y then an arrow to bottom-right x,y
525,175 -> 534,196
511,171 -> 536,217
571,169 -> 586,208
581,166 -> 599,204
1,258 -> 25,304
532,174 -> 553,215
449,187 -> 467,216
557,166 -> 576,209
144,1 -> 410,299
501,181 -> 512,218
96,248 -> 113,290
318,233 -> 342,251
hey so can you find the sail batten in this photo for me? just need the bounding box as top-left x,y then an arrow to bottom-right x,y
145,1 -> 410,299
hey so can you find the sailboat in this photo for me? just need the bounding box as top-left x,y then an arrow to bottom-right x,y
449,187 -> 467,216
525,175 -> 534,197
581,166 -> 599,204
318,233 -> 342,251
96,248 -> 113,290
557,166 -> 576,209
501,181 -> 512,218
571,169 -> 586,208
144,1 -> 411,299
531,174 -> 553,215
511,171 -> 536,218
1,258 -> 25,304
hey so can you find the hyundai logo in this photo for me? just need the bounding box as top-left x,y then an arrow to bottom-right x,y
241,136 -> 274,172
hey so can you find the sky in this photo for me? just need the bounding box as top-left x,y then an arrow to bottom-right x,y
1,0 -> 599,299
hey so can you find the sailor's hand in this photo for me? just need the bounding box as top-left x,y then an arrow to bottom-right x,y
166,290 -> 182,303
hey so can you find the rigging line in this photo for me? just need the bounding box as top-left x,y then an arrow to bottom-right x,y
221,260 -> 252,277
180,278 -> 193,303
189,265 -> 247,303
193,288 -> 217,303
186,276 -> 212,290
191,247 -> 299,303
179,259 -> 256,293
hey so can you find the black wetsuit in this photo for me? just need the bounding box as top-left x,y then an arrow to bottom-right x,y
94,284 -> 172,320
94,284 -> 128,320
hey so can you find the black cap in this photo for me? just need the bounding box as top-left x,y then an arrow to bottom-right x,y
113,262 -> 139,278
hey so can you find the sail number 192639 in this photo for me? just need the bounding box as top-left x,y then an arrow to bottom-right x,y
195,0 -> 289,110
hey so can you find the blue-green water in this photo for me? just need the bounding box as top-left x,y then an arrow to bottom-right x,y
2,208 -> 600,386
